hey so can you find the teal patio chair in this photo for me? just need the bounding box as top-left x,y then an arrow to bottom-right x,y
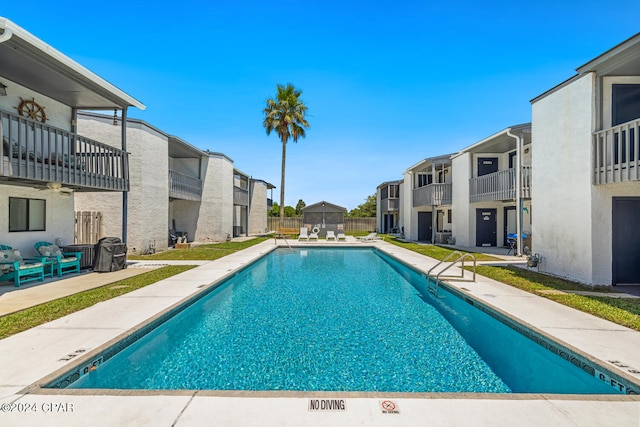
0,245 -> 45,287
34,242 -> 82,277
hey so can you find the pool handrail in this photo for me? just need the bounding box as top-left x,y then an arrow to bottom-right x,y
426,251 -> 477,296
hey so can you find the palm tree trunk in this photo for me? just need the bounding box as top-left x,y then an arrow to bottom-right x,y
279,139 -> 287,225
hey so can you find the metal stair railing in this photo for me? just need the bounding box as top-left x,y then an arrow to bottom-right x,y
274,232 -> 293,250
426,251 -> 477,297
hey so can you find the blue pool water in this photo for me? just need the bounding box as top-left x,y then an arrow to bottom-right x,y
66,248 -> 621,394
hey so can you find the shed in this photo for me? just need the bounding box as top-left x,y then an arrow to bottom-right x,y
301,201 -> 347,238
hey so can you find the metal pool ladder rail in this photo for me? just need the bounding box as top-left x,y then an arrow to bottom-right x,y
274,232 -> 293,250
426,251 -> 477,297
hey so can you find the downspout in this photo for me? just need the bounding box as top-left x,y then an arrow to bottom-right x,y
121,107 -> 128,243
246,177 -> 252,237
431,162 -> 436,243
506,129 -> 522,256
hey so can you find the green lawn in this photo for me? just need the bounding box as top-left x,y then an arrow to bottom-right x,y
474,265 -> 640,331
128,237 -> 270,261
383,235 -> 502,262
0,265 -> 195,340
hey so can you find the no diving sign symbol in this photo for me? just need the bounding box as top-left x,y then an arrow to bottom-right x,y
379,400 -> 400,414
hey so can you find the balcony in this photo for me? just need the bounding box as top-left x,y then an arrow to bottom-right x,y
234,186 -> 249,206
593,118 -> 640,184
412,183 -> 452,207
380,198 -> 400,212
169,169 -> 202,201
1,110 -> 129,191
470,166 -> 531,203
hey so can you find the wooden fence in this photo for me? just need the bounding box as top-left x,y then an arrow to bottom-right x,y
74,211 -> 103,244
267,217 -> 376,233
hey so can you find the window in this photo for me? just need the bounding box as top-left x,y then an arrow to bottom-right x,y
417,173 -> 432,187
9,197 -> 45,232
612,84 -> 640,126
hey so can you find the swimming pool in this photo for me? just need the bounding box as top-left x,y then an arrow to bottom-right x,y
48,247 -> 633,394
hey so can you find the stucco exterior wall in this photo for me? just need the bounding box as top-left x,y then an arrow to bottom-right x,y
249,181 -> 268,235
75,114 -> 169,253
401,171 -> 413,239
531,73 -> 596,284
451,152 -> 472,246
0,185 -> 74,256
190,153 -> 234,242
170,157 -> 200,177
0,77 -> 72,131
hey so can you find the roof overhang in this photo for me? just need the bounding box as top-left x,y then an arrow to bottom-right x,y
405,153 -> 456,173
577,32 -> 640,76
168,136 -> 206,158
0,17 -> 145,110
452,123 -> 531,158
532,32 -> 640,104
376,179 -> 403,189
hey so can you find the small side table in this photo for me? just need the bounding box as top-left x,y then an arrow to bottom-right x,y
42,258 -> 56,278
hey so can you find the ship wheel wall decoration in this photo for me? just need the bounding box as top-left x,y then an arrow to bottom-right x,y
16,97 -> 47,123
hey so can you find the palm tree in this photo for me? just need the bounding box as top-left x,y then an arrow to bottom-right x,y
263,83 -> 310,220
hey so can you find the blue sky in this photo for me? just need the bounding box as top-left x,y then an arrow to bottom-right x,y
2,1 -> 638,210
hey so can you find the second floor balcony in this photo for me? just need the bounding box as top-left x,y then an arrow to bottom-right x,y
380,197 -> 400,212
1,109 -> 129,192
234,186 -> 249,206
413,183 -> 452,207
470,166 -> 531,203
169,169 -> 202,201
593,118 -> 640,184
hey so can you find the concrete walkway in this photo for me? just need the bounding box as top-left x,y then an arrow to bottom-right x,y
0,260 -> 207,316
0,240 -> 638,426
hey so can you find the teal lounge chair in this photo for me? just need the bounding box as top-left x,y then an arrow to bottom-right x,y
34,241 -> 82,277
0,245 -> 45,287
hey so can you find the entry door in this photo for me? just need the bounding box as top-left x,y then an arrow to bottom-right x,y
477,157 -> 499,176
418,211 -> 433,242
383,214 -> 394,233
504,206 -> 516,246
612,198 -> 640,284
476,209 -> 497,247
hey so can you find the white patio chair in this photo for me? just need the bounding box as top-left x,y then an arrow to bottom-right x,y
298,227 -> 310,241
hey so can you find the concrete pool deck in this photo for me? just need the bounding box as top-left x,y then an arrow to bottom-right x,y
0,240 -> 638,426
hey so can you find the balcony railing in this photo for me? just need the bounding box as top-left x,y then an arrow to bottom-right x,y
593,118 -> 640,184
1,110 -> 129,191
234,186 -> 249,206
380,197 -> 400,212
169,169 -> 202,201
412,183 -> 452,207
470,166 -> 531,203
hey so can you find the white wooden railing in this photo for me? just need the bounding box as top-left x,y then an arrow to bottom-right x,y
470,166 -> 531,202
380,197 -> 400,211
413,183 -> 452,207
593,118 -> 640,184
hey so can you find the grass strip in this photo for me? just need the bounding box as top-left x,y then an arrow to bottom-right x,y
128,237 -> 270,261
385,237 -> 640,331
475,265 -> 640,331
384,235 -> 502,262
0,265 -> 195,340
